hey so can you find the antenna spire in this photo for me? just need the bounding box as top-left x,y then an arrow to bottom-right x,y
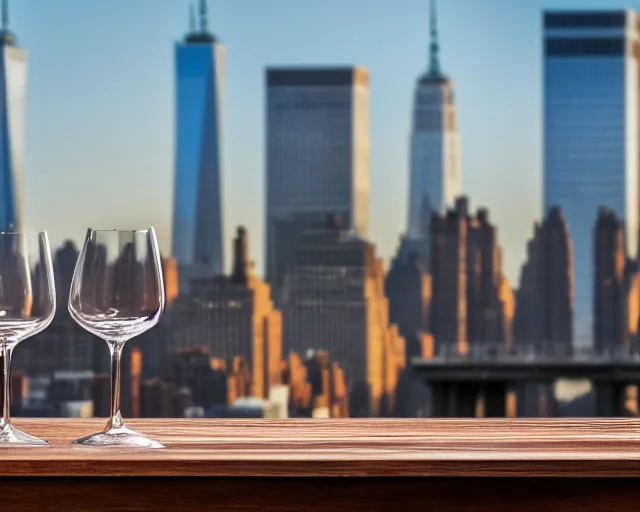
428,0 -> 442,76
2,0 -> 8,32
189,3 -> 196,33
199,0 -> 209,33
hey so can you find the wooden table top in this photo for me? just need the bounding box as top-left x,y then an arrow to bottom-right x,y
3,418 -> 640,477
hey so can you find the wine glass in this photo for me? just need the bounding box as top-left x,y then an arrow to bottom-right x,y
0,232 -> 56,446
69,228 -> 165,448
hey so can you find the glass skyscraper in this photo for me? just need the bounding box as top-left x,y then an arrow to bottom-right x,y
172,0 -> 225,286
543,10 -> 640,347
395,0 -> 461,269
265,67 -> 370,289
407,0 -> 461,240
0,0 -> 26,231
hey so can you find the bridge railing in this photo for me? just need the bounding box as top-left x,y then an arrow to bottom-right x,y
430,342 -> 640,363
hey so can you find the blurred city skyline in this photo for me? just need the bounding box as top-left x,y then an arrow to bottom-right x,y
13,0 -> 640,283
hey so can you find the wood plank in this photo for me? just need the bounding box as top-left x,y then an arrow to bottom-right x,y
1,418 -> 640,477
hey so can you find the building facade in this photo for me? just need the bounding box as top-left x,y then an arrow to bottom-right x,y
394,0 -> 461,270
0,0 -> 26,231
430,197 -> 513,356
14,241 -> 96,377
384,254 -> 431,359
166,227 -> 282,400
593,208 -> 640,355
543,10 -> 640,347
430,198 -> 469,355
386,1 -> 459,347
282,351 -> 349,418
466,209 -> 514,351
172,0 -> 225,286
265,67 -> 370,289
513,207 -> 574,354
407,0 -> 461,240
281,221 -> 404,417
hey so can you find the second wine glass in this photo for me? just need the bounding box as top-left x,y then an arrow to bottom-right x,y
69,228 -> 165,448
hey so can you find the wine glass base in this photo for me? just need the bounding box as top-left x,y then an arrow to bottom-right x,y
73,426 -> 164,449
0,422 -> 49,447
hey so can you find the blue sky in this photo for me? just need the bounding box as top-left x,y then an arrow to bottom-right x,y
13,0 -> 634,283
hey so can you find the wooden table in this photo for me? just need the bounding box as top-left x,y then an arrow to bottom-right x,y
2,418 -> 640,511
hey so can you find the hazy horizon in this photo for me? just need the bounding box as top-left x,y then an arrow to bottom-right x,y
14,0 -> 640,284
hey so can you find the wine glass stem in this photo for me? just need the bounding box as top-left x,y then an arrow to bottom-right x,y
108,344 -> 124,430
1,344 -> 12,426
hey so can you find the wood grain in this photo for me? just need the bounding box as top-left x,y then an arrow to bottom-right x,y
0,418 -> 640,477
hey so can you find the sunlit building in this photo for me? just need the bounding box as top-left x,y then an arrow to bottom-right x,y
593,208 -> 640,355
626,260 -> 640,353
282,351 -> 348,418
466,209 -> 514,351
430,198 -> 513,356
265,67 -> 370,290
172,0 -> 225,287
166,227 -> 282,400
161,257 -> 179,306
0,0 -> 26,231
281,218 -> 405,417
543,10 -> 640,347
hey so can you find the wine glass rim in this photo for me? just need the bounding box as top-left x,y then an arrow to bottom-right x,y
89,228 -> 153,234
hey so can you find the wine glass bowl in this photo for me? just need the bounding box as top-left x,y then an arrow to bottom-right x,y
69,228 -> 165,448
0,232 -> 56,446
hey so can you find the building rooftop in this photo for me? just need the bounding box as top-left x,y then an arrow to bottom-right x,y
184,1 -> 218,44
185,32 -> 217,44
544,10 -> 629,29
267,67 -> 369,88
0,29 -> 15,46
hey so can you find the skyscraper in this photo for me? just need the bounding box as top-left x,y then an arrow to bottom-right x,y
265,67 -> 370,289
281,219 -> 404,417
283,351 -> 349,418
166,227 -> 282,401
384,255 -> 431,359
537,207 -> 573,352
429,197 -> 513,356
429,197 -> 469,356
466,209 -> 514,351
593,208 -> 640,355
401,0 -> 461,266
513,208 -> 573,354
543,10 -> 639,347
0,0 -> 26,231
386,1 -> 459,359
172,0 -> 225,286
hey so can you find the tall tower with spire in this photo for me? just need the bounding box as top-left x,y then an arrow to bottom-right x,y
0,0 -> 26,231
401,0 -> 461,266
172,0 -> 226,288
